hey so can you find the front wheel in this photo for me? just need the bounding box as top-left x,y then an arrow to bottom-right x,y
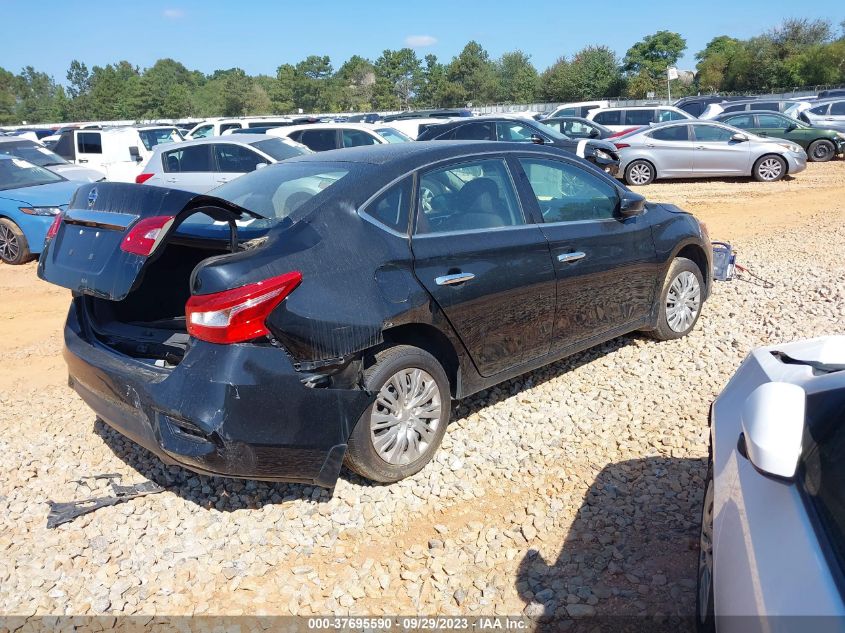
345,345 -> 451,483
808,139 -> 835,162
0,218 -> 31,265
648,257 -> 704,340
696,465 -> 716,633
752,154 -> 787,182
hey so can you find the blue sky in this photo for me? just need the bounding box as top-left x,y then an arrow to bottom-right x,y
4,0 -> 843,82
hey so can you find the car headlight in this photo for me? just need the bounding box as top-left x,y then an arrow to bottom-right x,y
593,149 -> 612,160
19,206 -> 62,216
776,143 -> 803,154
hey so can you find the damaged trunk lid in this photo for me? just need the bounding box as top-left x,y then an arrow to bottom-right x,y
37,182 -> 265,301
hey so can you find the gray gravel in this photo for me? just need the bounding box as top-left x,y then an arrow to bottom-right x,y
1,208 -> 843,619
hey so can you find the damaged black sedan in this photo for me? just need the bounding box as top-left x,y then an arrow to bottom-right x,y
38,142 -> 711,487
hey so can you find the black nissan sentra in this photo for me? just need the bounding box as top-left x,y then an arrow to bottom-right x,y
38,142 -> 711,487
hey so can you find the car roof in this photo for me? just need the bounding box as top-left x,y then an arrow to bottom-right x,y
0,137 -> 37,144
274,122 -> 381,133
594,105 -> 681,111
150,134 -> 277,152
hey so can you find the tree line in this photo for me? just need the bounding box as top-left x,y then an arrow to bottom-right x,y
1,18 -> 843,125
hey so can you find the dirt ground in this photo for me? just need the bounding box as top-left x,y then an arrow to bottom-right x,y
2,163 -> 839,394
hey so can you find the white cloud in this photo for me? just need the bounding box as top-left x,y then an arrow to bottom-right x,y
404,35 -> 438,48
163,8 -> 185,19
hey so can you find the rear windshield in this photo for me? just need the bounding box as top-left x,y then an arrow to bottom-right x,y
375,127 -> 412,143
0,157 -> 65,190
0,141 -> 68,167
138,128 -> 183,150
250,138 -> 310,161
211,162 -> 350,223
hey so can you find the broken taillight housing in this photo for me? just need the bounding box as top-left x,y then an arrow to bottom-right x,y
45,212 -> 63,242
120,215 -> 175,256
185,272 -> 302,344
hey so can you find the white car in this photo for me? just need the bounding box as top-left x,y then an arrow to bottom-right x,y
0,137 -> 104,182
699,336 -> 845,631
136,134 -> 309,193
186,117 -> 295,139
268,122 -> 411,150
587,105 -> 693,132
546,100 -> 611,119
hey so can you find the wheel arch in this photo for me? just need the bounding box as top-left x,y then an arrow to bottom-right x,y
676,242 -> 711,294
754,152 -> 790,175
378,322 -> 461,398
625,156 -> 658,180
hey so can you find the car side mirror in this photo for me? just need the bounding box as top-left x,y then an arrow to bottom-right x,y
731,133 -> 748,142
786,123 -> 797,132
588,129 -> 600,138
529,133 -> 545,145
618,190 -> 646,217
128,146 -> 142,162
255,162 -> 268,170
741,382 -> 805,479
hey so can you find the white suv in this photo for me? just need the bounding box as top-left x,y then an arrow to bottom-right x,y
587,105 -> 693,132
700,336 -> 845,631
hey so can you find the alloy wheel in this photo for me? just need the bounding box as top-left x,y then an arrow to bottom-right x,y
666,271 -> 701,333
698,476 -> 715,624
757,157 -> 783,181
0,223 -> 20,263
628,163 -> 652,185
370,367 -> 442,465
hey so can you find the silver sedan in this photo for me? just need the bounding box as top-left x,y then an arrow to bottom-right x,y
612,120 -> 807,186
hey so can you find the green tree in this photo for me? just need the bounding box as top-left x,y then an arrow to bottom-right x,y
336,55 -> 375,111
373,48 -> 422,109
15,66 -> 61,123
496,51 -> 538,102
442,41 -> 498,106
87,61 -> 142,120
417,54 -> 446,107
569,46 -> 623,99
66,60 -> 91,99
293,55 -> 336,112
623,31 -> 686,97
0,67 -> 17,124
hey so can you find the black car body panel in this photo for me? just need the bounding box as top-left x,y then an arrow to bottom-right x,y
416,118 -> 620,175
40,142 -> 710,486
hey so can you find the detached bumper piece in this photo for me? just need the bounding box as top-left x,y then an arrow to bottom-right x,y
47,475 -> 164,528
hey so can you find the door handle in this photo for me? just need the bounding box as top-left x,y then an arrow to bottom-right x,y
78,159 -> 88,163
558,251 -> 586,263
435,272 -> 475,286
695,146 -> 705,150
646,144 -> 656,148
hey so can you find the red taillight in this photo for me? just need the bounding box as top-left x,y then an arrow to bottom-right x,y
185,272 -> 303,344
135,173 -> 154,184
613,143 -> 630,150
45,212 -> 63,241
120,215 -> 175,256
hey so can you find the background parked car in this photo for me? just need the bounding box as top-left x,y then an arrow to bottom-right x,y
612,120 -> 806,185
136,134 -> 310,193
799,99 -> 845,132
546,100 -> 611,119
269,123 -> 411,151
37,141 -> 711,486
699,99 -> 796,120
0,137 -> 105,181
0,156 -> 79,264
186,117 -> 296,139
700,336 -> 845,631
714,111 -> 845,162
540,116 -> 615,140
416,116 -> 620,174
377,117 -> 447,140
587,106 -> 693,132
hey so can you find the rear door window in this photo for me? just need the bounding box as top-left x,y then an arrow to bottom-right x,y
831,102 -> 845,116
649,125 -> 689,141
593,110 -> 621,125
810,104 -> 830,115
361,177 -> 412,234
756,102 -> 779,111
298,129 -> 339,151
722,104 -> 745,113
756,114 -> 789,128
162,145 -> 212,172
220,123 -> 243,133
77,132 -> 102,154
212,144 -> 265,173
724,114 -> 755,128
415,159 -> 524,234
451,122 -> 495,140
625,110 -> 656,126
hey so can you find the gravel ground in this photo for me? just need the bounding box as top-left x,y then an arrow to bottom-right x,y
1,164 -> 844,621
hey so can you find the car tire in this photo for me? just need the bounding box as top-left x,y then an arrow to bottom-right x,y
807,139 -> 836,162
624,160 -> 655,186
345,345 -> 451,483
752,154 -> 787,182
696,464 -> 716,633
648,257 -> 704,340
0,218 -> 31,265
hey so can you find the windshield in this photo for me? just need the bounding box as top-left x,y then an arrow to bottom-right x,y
211,162 -> 350,223
250,138 -> 311,161
375,127 -> 412,143
138,128 -> 184,151
0,157 -> 65,190
0,141 -> 68,167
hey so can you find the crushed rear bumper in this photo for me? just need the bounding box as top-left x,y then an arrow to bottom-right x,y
63,299 -> 374,487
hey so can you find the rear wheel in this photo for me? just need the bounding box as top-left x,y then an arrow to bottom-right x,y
808,139 -> 835,162
649,257 -> 703,340
752,154 -> 786,182
696,465 -> 716,633
345,345 -> 450,483
624,160 -> 655,186
0,218 -> 31,265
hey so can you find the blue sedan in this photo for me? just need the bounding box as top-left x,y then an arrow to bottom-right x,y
0,156 -> 81,264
